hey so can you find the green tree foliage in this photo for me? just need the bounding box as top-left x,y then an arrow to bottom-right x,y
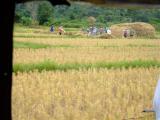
37,2 -> 54,25
149,18 -> 160,31
15,2 -> 160,30
15,4 -> 32,25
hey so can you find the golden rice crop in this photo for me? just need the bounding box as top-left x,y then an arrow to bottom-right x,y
12,26 -> 160,120
14,37 -> 160,47
14,32 -> 58,38
14,45 -> 160,64
13,36 -> 160,64
12,68 -> 159,120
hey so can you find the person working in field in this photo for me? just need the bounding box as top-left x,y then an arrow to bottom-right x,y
107,28 -> 111,35
50,24 -> 54,32
99,27 -> 104,35
58,26 -> 65,35
123,29 -> 128,38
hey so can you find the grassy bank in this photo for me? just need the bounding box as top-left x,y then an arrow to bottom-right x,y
14,41 -> 74,49
13,60 -> 160,73
14,41 -> 160,49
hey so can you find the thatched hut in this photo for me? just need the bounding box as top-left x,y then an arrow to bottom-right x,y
110,22 -> 155,38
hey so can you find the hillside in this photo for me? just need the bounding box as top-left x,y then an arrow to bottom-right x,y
15,1 -> 160,31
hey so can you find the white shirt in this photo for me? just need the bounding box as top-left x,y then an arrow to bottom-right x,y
107,29 -> 111,35
153,79 -> 160,120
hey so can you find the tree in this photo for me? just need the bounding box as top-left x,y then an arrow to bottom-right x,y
37,1 -> 54,25
24,1 -> 39,21
15,4 -> 31,23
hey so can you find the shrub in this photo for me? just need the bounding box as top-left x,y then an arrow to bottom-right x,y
21,17 -> 32,26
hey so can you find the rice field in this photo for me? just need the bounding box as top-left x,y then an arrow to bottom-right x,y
13,25 -> 160,120
14,38 -> 160,64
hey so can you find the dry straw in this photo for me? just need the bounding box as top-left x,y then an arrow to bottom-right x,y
110,22 -> 155,38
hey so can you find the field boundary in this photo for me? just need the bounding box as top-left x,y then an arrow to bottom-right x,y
13,60 -> 160,73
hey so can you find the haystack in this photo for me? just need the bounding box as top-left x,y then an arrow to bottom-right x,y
97,33 -> 113,39
110,22 -> 155,38
64,31 -> 86,37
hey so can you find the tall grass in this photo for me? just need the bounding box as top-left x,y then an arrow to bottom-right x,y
13,60 -> 160,73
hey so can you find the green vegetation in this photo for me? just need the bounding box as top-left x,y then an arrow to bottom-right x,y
13,60 -> 160,73
37,2 -> 54,25
14,41 -> 52,49
14,41 -> 160,49
15,2 -> 160,31
14,41 -> 74,49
